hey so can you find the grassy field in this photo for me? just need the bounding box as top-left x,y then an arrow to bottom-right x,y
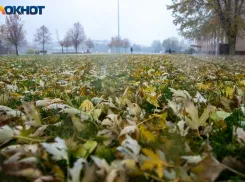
0,54 -> 245,182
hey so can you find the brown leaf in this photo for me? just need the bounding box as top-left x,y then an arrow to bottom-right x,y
191,155 -> 225,182
222,156 -> 245,174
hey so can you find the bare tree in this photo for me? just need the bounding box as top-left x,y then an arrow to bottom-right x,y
122,38 -> 130,53
59,40 -> 64,54
63,32 -> 72,53
85,38 -> 94,52
108,37 -> 116,52
0,15 -> 26,56
0,25 -> 3,43
34,25 -> 51,54
69,22 -> 86,53
56,30 -> 65,54
152,40 -> 162,53
108,37 -> 119,53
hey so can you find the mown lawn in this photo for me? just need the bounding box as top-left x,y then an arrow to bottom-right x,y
0,54 -> 245,182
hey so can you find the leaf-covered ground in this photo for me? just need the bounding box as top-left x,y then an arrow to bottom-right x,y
0,55 -> 245,182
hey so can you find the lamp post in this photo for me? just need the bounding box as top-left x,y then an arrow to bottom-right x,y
117,0 -> 120,54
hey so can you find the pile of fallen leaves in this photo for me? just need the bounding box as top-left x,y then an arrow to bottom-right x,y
0,55 -> 245,182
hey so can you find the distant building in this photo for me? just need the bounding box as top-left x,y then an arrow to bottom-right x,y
195,34 -> 245,55
196,12 -> 245,55
93,40 -> 110,45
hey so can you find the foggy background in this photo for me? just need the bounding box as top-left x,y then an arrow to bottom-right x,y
0,0 -> 179,46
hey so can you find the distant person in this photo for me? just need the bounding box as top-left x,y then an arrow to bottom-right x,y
169,48 -> 172,54
130,47 -> 133,54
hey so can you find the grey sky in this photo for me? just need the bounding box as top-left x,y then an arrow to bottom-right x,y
0,0 -> 179,45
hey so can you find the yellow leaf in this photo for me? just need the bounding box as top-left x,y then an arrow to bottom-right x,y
75,140 -> 98,158
142,148 -> 159,160
139,125 -> 155,142
196,82 -> 213,90
184,102 -> 212,130
11,92 -> 23,99
144,86 -> 155,93
80,99 -> 94,112
92,109 -> 102,120
145,93 -> 160,107
141,149 -> 168,178
71,116 -> 85,132
122,159 -> 141,175
152,113 -> 167,129
222,86 -> 235,99
239,80 -> 245,86
23,102 -> 42,127
50,164 -> 64,180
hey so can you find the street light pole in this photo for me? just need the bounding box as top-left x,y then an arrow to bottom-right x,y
117,0 -> 120,54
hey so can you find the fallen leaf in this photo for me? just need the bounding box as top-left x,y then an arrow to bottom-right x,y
80,99 -> 94,112
0,125 -> 14,145
191,155 -> 225,182
23,102 -> 42,127
41,137 -> 68,161
68,158 -> 86,182
184,102 -> 212,130
71,116 -> 86,132
194,92 -> 207,104
76,141 -> 98,159
0,105 -> 24,118
141,149 -> 168,178
181,155 -> 203,164
139,125 -> 156,142
234,127 -> 245,144
119,125 -> 139,143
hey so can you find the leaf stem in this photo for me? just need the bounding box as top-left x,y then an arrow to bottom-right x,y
88,100 -> 103,114
197,129 -> 203,139
137,116 -> 154,127
14,136 -> 45,142
221,163 -> 245,178
143,172 -> 165,182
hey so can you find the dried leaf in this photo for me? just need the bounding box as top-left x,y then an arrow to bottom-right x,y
71,116 -> 86,132
23,102 -> 42,127
41,137 -> 68,161
68,158 -> 86,182
0,105 -> 24,118
0,125 -> 14,145
139,125 -> 156,142
181,155 -> 203,164
80,99 -> 94,112
234,127 -> 245,144
141,149 -> 168,178
184,102 -> 212,130
191,155 -> 225,182
76,141 -> 98,158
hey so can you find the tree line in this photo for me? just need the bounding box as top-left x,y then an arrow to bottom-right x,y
108,37 -> 131,53
151,37 -> 190,53
0,15 -> 136,55
0,15 -> 94,55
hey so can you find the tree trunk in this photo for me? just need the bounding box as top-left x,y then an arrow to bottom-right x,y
62,45 -> 64,54
15,44 -> 18,56
228,36 -> 236,55
125,48 -> 126,53
43,42 -> 45,55
75,46 -> 77,54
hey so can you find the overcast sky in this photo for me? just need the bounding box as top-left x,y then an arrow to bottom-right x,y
0,0 -> 179,46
